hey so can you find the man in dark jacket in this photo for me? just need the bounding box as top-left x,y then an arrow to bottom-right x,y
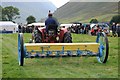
45,11 -> 59,34
116,23 -> 120,37
18,24 -> 21,33
111,22 -> 116,37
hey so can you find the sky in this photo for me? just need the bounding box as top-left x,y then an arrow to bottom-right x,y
1,0 -> 70,8
49,0 -> 70,8
1,0 -> 119,8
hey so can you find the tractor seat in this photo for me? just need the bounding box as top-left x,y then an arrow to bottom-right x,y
47,24 -> 57,34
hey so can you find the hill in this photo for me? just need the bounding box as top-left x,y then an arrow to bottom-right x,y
54,2 -> 118,23
2,1 -> 57,23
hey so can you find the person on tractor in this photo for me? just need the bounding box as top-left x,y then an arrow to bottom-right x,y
45,11 -> 59,34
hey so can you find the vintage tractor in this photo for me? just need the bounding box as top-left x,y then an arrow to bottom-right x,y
33,25 -> 72,43
18,25 -> 109,66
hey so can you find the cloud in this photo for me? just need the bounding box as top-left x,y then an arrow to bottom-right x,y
49,0 -> 69,8
70,0 -> 119,2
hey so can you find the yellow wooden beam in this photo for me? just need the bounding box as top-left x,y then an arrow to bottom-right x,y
25,43 -> 100,53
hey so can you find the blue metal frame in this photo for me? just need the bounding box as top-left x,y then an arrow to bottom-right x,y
76,48 -> 82,56
23,33 -> 107,63
24,46 -> 97,58
67,51 -> 72,56
56,51 -> 60,57
24,46 -> 27,57
61,46 -> 64,54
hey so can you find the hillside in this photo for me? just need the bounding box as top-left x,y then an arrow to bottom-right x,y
2,1 -> 57,23
54,2 -> 118,23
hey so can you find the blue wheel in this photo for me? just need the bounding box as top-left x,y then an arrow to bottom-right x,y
96,32 -> 109,63
18,33 -> 24,66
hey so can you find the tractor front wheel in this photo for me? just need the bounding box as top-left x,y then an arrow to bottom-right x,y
35,33 -> 42,43
63,32 -> 72,43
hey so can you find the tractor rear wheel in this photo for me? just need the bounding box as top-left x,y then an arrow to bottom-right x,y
35,33 -> 42,43
63,32 -> 72,43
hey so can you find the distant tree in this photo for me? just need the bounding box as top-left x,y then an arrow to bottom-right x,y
2,6 -> 20,21
0,6 -> 2,20
26,15 -> 36,24
110,15 -> 120,24
90,19 -> 98,23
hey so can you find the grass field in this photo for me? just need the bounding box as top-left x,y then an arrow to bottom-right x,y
1,33 -> 119,78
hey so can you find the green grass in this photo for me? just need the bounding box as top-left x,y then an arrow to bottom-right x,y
0,34 -> 2,78
1,33 -> 119,78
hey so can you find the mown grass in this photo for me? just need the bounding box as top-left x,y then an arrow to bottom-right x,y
1,33 -> 119,78
0,34 -> 2,79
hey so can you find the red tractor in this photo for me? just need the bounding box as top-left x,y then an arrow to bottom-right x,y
32,26 -> 72,43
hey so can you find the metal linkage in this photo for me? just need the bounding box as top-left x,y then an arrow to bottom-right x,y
24,46 -> 98,58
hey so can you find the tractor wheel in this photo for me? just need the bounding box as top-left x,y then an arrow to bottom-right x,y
18,33 -> 24,66
96,32 -> 109,63
35,33 -> 42,43
63,32 -> 72,43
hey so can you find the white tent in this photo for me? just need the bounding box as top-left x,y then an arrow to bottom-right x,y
27,23 -> 45,27
60,24 -> 73,28
0,21 -> 18,33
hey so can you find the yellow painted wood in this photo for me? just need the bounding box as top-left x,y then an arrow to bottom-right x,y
25,43 -> 100,53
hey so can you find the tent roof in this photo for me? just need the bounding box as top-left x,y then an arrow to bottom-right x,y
27,23 -> 45,27
0,21 -> 18,27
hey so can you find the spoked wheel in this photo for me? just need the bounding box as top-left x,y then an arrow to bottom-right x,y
18,33 -> 24,66
63,32 -> 72,43
35,33 -> 42,43
96,32 -> 109,63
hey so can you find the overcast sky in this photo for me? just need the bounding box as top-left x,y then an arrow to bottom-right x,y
49,0 -> 70,8
1,0 -> 119,8
1,0 -> 70,8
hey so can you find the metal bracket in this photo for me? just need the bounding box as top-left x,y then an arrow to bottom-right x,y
76,48 -> 82,56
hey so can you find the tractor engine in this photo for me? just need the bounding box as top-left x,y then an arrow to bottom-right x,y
48,30 -> 55,36
47,29 -> 57,42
